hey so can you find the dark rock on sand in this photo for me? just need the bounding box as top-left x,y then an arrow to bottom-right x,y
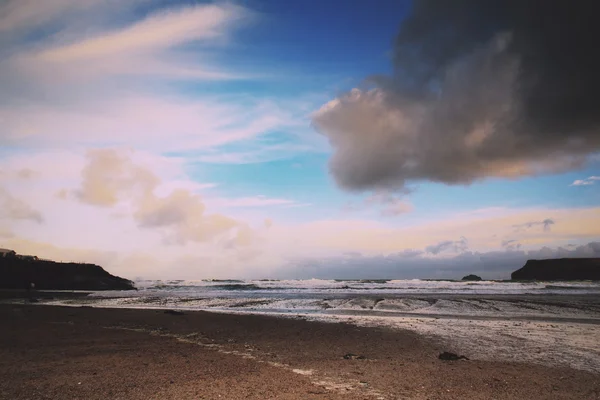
511,258 -> 600,281
439,352 -> 469,361
462,274 -> 482,281
0,251 -> 135,291
343,353 -> 366,360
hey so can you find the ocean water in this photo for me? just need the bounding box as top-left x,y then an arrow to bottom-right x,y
44,278 -> 600,321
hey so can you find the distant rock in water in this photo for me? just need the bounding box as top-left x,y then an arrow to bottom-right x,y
0,250 -> 135,290
511,258 -> 600,281
461,274 -> 482,281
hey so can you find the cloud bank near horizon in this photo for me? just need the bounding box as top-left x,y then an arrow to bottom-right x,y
1,146 -> 600,279
288,241 -> 600,280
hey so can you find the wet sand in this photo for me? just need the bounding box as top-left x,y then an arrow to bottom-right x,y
1,304 -> 599,399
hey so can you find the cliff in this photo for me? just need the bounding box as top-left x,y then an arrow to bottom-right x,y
511,258 -> 600,281
0,253 -> 135,290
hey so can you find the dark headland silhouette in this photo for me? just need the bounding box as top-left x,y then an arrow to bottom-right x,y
511,258 -> 600,281
0,249 -> 134,290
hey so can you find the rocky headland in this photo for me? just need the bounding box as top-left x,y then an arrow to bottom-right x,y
0,250 -> 134,290
511,258 -> 600,281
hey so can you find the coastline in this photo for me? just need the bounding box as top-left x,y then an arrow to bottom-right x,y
2,304 -> 599,399
4,289 -> 600,373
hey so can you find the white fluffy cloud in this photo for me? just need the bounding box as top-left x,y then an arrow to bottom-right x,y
571,176 -> 600,186
73,149 -> 253,246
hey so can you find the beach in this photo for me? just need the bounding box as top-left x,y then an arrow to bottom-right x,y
1,303 -> 599,400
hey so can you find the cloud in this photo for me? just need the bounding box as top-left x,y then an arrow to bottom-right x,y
16,169 -> 36,179
76,149 -> 158,207
2,147 -> 600,280
0,187 -> 43,223
0,1 -> 320,172
268,206 -> 600,261
0,0 -> 115,33
75,149 -> 252,246
194,143 -> 318,165
389,249 -> 424,258
286,241 -> 600,280
425,236 -> 468,255
281,203 -> 313,209
344,191 -> 413,217
28,3 -> 248,81
37,4 -> 242,60
210,196 -> 298,208
5,2 -> 249,84
513,218 -> 555,233
501,239 -> 522,251
365,191 -> 413,216
312,1 -> 600,192
571,176 -> 600,186
0,2 -> 305,156
135,190 -> 243,245
1,95 -> 299,152
0,226 -> 14,239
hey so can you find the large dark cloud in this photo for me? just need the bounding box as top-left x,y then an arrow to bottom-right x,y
313,0 -> 600,192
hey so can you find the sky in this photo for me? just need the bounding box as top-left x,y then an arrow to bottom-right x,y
0,0 -> 599,280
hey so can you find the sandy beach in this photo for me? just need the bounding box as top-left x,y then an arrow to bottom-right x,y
1,303 -> 599,400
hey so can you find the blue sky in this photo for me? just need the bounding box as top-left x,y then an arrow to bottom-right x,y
0,0 -> 599,279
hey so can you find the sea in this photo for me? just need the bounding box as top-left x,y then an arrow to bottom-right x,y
41,278 -> 600,319
19,278 -> 600,372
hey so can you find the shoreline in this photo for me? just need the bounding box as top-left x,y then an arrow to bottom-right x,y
2,304 -> 599,399
6,290 -> 600,324
12,300 -> 600,326
4,289 -> 600,374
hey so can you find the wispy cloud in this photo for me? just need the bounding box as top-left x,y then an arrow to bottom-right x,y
425,236 -> 468,255
282,203 -> 313,209
365,192 -> 413,216
0,0 -> 118,33
28,3 -> 249,81
570,176 -> 600,186
194,143 -> 319,164
0,1 -> 315,162
344,191 -> 413,217
501,239 -> 522,251
208,196 -> 306,209
512,218 -> 555,232
0,187 -> 44,223
4,2 -> 250,82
